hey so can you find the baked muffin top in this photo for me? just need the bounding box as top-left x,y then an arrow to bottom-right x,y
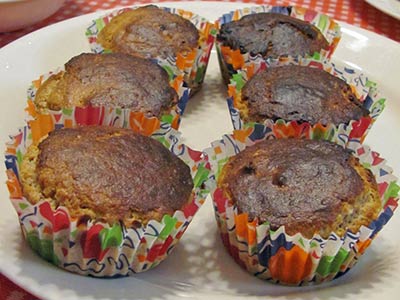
218,139 -> 381,238
240,65 -> 369,124
20,126 -> 194,226
217,12 -> 329,58
34,53 -> 178,117
97,5 -> 199,59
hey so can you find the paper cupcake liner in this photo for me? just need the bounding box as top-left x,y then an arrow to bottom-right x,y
26,63 -> 189,130
227,56 -> 386,148
215,5 -> 341,84
4,120 -> 211,277
204,130 -> 399,285
86,6 -> 216,96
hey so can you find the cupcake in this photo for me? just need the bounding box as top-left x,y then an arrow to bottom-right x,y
86,5 -> 216,95
228,58 -> 386,146
218,139 -> 380,239
34,53 -> 179,117
205,130 -> 399,285
5,124 -> 210,276
97,5 -> 199,60
237,65 -> 368,125
27,52 -> 188,132
215,6 -> 341,84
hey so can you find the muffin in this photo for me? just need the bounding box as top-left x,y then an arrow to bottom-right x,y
237,65 -> 368,125
228,58 -> 386,146
97,5 -> 199,60
217,138 -> 380,239
20,126 -> 193,226
33,53 -> 178,118
205,130 -> 398,285
87,5 -> 216,94
5,123 -> 210,276
218,13 -> 328,59
216,6 -> 341,84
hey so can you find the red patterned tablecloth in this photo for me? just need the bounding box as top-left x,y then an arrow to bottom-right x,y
0,0 -> 399,299
1,0 -> 400,47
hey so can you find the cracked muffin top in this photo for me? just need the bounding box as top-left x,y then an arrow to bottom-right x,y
237,65 -> 369,125
217,138 -> 381,239
97,5 -> 199,59
217,12 -> 329,58
34,53 -> 178,117
20,126 -> 194,226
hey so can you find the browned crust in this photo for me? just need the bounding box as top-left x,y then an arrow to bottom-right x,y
217,12 -> 329,58
238,65 -> 369,125
34,53 -> 178,117
97,5 -> 199,59
217,139 -> 381,239
20,126 -> 194,227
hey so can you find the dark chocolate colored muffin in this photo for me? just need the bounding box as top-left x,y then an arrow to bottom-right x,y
217,138 -> 381,239
97,5 -> 199,59
218,13 -> 329,59
238,65 -> 369,125
34,53 -> 178,117
20,126 -> 194,226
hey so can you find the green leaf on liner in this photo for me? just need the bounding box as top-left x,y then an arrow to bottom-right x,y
195,66 -> 206,83
328,248 -> 349,274
193,163 -> 210,188
365,80 -> 377,89
161,114 -> 173,124
17,150 -> 23,165
232,73 -> 245,91
19,203 -> 29,210
159,215 -> 178,240
27,232 -> 55,263
62,107 -> 73,116
100,224 -> 123,250
162,66 -> 175,81
210,28 -> 218,35
71,229 -> 78,239
317,15 -> 328,32
316,255 -> 335,277
95,19 -> 105,31
384,182 -> 400,204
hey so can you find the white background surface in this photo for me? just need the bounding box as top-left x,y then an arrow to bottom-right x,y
0,2 -> 399,300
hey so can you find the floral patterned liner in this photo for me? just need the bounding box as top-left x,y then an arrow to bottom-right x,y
4,120 -> 210,277
86,6 -> 217,95
227,56 -> 386,148
204,129 -> 399,285
25,61 -> 189,132
215,5 -> 342,83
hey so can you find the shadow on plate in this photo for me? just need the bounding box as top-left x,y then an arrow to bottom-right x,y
2,199 -> 398,300
135,209 -> 399,299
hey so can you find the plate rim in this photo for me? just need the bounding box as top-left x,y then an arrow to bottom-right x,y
1,1 -> 400,299
365,0 -> 400,21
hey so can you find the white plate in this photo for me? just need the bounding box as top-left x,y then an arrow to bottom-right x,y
1,2 -> 400,300
365,0 -> 400,20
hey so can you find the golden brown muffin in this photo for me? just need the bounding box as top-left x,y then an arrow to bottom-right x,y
237,65 -> 369,125
97,5 -> 199,59
34,53 -> 178,117
217,139 -> 381,239
217,12 -> 329,59
20,126 -> 194,226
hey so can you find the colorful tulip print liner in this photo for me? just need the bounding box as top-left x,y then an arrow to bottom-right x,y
215,5 -> 341,83
26,65 -> 189,132
5,121 -> 210,277
227,57 -> 386,148
204,129 -> 399,285
86,6 -> 216,96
